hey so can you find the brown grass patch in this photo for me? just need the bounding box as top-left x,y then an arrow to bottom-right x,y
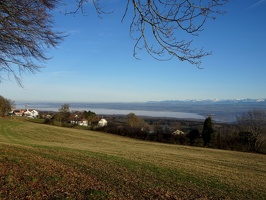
1,118 -> 266,199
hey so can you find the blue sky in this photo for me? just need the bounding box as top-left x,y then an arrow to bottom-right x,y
1,0 -> 266,103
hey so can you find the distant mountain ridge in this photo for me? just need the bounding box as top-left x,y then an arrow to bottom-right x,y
149,98 -> 266,104
144,99 -> 266,122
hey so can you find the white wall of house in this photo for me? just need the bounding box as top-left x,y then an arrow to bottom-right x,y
98,119 -> 107,127
172,129 -> 185,135
71,120 -> 88,126
78,120 -> 88,126
25,109 -> 39,118
14,109 -> 39,118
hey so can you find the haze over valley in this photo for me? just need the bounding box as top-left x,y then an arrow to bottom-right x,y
15,98 -> 266,123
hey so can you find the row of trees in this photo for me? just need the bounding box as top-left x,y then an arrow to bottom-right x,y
99,110 -> 266,153
39,106 -> 266,153
198,110 -> 265,152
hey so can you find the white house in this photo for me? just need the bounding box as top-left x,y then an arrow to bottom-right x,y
70,119 -> 88,126
23,109 -> 39,118
13,110 -> 24,116
172,129 -> 185,135
98,118 -> 107,127
78,120 -> 88,126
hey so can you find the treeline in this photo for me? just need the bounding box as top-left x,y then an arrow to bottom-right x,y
97,111 -> 266,153
37,109 -> 266,153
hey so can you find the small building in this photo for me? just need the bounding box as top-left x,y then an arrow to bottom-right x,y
172,129 -> 185,135
98,118 -> 107,127
24,109 -> 39,118
70,118 -> 88,127
12,109 -> 39,118
13,110 -> 24,117
78,120 -> 88,126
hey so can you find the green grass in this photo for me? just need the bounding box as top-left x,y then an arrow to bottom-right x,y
1,118 -> 266,199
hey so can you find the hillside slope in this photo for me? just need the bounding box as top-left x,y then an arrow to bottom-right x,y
1,118 -> 266,199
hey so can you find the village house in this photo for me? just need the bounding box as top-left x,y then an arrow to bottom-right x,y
12,109 -> 39,118
78,120 -> 88,126
172,129 -> 185,135
70,119 -> 89,126
98,118 -> 108,127
23,109 -> 39,118
12,109 -> 24,117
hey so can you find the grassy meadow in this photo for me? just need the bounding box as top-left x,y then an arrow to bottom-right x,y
1,118 -> 266,199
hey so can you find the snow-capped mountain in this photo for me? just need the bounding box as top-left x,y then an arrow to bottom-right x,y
155,98 -> 266,104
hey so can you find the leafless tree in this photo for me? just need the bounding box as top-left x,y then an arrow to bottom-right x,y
237,109 -> 266,152
71,0 -> 229,66
0,0 -> 64,86
1,0 -> 229,85
0,95 -> 13,116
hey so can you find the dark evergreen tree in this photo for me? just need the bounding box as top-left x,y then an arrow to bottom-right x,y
202,117 -> 214,146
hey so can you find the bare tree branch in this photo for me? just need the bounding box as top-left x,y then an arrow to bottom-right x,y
123,0 -> 229,67
237,109 -> 266,152
62,0 -> 112,17
0,0 -> 230,86
73,0 -> 229,67
0,0 -> 64,86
